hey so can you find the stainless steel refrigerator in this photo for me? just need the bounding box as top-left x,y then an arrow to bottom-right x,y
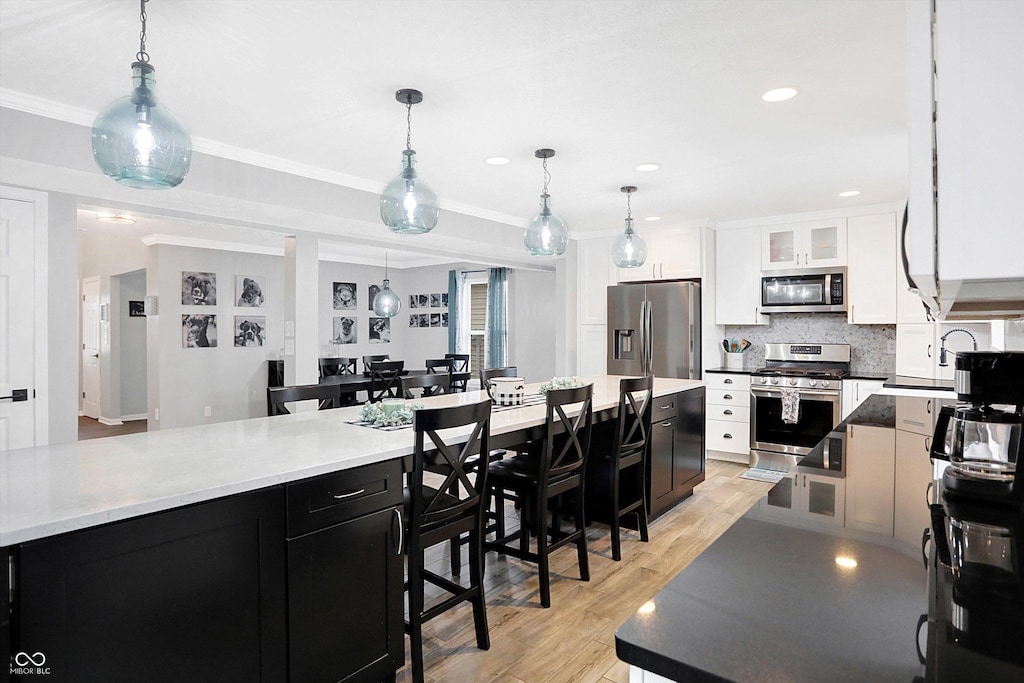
607,280 -> 701,378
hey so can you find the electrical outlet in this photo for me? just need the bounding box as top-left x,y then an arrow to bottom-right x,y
886,340 -> 897,354
204,406 -> 212,417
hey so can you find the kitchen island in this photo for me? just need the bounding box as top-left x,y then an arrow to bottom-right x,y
1,375 -> 704,682
616,392 -> 1023,682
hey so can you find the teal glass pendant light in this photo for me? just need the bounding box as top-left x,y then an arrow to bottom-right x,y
524,149 -> 568,257
611,186 -> 647,268
91,0 -> 191,189
372,252 -> 402,317
380,89 -> 439,234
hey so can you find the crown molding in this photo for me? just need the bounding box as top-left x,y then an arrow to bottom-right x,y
714,201 -> 906,230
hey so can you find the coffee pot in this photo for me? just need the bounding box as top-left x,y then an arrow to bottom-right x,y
931,351 -> 1024,506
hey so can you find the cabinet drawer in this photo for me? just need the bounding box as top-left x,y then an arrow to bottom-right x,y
707,404 -> 748,423
707,388 -> 750,408
286,459 -> 403,537
652,394 -> 678,420
896,396 -> 938,436
705,373 -> 751,392
707,420 -> 749,454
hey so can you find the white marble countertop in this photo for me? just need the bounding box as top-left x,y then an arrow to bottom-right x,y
0,376 -> 702,546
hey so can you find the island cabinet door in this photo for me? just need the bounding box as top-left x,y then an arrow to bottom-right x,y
286,505 -> 404,683
648,396 -> 678,516
11,488 -> 287,683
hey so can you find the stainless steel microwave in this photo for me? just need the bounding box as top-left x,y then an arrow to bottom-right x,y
760,267 -> 847,313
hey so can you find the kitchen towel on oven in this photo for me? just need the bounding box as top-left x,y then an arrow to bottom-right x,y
780,388 -> 801,424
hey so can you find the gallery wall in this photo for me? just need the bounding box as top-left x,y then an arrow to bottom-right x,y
317,261 -> 403,369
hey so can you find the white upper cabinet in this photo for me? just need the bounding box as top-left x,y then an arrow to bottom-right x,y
847,213 -> 897,324
761,218 -> 847,271
715,226 -> 767,325
618,226 -> 701,282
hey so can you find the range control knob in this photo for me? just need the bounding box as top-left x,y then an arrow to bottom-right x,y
809,379 -> 818,387
788,378 -> 798,386
821,380 -> 831,389
770,377 -> 780,385
758,377 -> 768,385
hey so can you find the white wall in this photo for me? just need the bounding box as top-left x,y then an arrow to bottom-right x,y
318,260 -> 405,369
152,245 -> 284,429
47,193 -> 79,444
396,264 -> 453,370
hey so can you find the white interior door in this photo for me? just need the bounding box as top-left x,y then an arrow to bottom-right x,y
82,277 -> 101,419
0,196 -> 38,449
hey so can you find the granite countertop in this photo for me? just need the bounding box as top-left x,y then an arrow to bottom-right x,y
0,376 -> 702,546
884,375 -> 956,392
615,392 -> 1024,681
705,366 -> 755,375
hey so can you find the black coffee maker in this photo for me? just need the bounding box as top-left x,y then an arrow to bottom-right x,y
931,351 -> 1024,507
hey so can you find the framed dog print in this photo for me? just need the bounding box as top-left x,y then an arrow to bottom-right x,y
333,316 -> 357,344
333,282 -> 357,310
369,317 -> 390,344
368,284 -> 381,310
234,316 -> 266,347
182,272 -> 217,306
235,276 -> 266,307
182,314 -> 217,348
128,300 -> 145,317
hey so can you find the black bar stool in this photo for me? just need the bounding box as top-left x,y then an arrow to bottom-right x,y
368,360 -> 404,403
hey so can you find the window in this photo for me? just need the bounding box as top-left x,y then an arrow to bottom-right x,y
468,282 -> 488,374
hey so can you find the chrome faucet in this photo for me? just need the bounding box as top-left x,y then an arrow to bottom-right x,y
938,328 -> 978,367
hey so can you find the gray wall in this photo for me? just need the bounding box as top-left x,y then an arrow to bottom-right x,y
117,270 -> 147,417
152,245 -> 284,429
510,269 -> 557,382
318,260 -> 403,368
47,193 -> 79,444
396,265 -> 452,370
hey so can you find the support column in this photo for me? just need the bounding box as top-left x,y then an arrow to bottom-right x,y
283,235 -> 319,389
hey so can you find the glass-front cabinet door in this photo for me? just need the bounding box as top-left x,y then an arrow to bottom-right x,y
752,470 -> 845,529
762,219 -> 847,270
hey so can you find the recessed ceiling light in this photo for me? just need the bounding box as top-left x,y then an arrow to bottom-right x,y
97,212 -> 137,224
485,157 -> 510,166
635,163 -> 661,172
644,216 -> 661,222
762,87 -> 798,102
838,190 -> 861,197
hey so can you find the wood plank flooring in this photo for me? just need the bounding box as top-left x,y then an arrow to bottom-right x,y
401,460 -> 772,682
78,416 -> 148,440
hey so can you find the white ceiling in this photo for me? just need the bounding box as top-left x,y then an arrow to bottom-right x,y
0,0 -> 908,254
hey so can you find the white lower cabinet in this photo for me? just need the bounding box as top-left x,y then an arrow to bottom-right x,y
844,424 -> 895,536
704,372 -> 750,463
894,429 -> 935,553
841,379 -> 885,419
754,470 -> 846,529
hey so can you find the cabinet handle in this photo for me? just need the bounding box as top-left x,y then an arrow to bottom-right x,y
393,507 -> 404,556
924,437 -> 932,453
723,409 -> 733,416
724,378 -> 733,384
723,394 -> 733,400
723,433 -> 733,439
333,488 -> 366,499
660,422 -> 672,427
659,404 -> 672,410
926,399 -> 932,414
927,344 -> 932,358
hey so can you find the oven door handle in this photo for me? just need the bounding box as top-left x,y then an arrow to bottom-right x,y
751,388 -> 841,398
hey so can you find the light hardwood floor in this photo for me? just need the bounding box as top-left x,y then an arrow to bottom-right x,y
78,416 -> 148,440
400,460 -> 772,683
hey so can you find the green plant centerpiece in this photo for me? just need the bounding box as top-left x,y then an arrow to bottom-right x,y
538,376 -> 584,394
359,400 -> 424,427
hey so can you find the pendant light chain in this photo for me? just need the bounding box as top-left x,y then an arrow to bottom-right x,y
136,0 -> 150,63
405,100 -> 413,152
542,157 -> 551,194
626,190 -> 633,221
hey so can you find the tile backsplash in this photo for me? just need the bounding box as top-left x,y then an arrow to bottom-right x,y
723,314 -> 896,375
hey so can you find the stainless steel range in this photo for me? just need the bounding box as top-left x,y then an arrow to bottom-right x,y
750,343 -> 850,471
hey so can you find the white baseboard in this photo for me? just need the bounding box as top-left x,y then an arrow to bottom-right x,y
121,414 -> 148,422
707,449 -> 751,465
98,417 -> 124,426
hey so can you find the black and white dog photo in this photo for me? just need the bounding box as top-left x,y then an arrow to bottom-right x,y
333,316 -> 357,344
181,271 -> 217,306
235,275 -> 266,307
182,314 -> 218,348
234,316 -> 266,347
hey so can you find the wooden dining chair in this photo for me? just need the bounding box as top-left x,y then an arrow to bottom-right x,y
586,376 -> 653,561
401,373 -> 450,399
266,383 -> 341,415
362,354 -> 390,373
445,354 -> 470,392
368,360 -> 404,403
319,357 -> 359,405
405,399 -> 492,683
484,384 -> 593,608
425,357 -> 454,377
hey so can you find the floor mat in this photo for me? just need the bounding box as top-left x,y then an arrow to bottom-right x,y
738,467 -> 788,483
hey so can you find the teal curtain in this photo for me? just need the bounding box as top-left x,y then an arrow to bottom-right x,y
486,267 -> 507,368
447,269 -> 462,353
